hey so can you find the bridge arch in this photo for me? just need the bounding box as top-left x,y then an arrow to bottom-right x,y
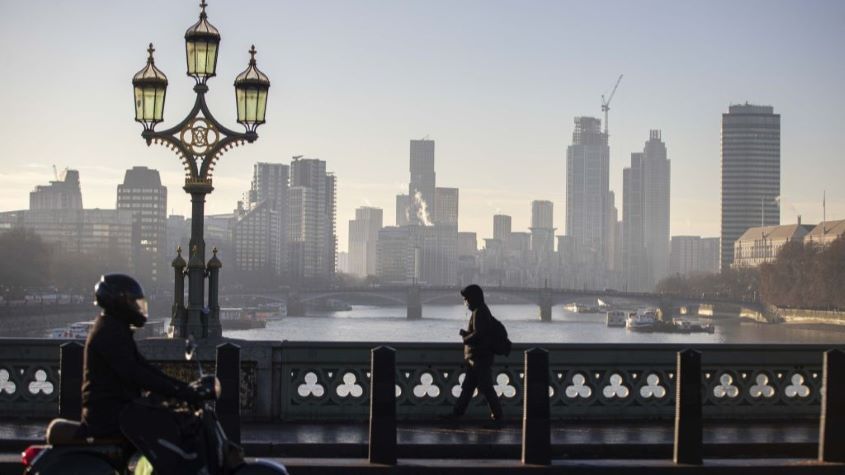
299,291 -> 406,307
419,289 -> 539,306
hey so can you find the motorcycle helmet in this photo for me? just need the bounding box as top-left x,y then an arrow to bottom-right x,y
94,274 -> 148,327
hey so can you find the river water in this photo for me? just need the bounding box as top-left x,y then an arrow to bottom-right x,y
224,304 -> 845,344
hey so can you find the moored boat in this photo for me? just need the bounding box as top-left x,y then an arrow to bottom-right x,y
626,309 -> 657,331
220,307 -> 268,330
47,321 -> 95,339
606,310 -> 626,327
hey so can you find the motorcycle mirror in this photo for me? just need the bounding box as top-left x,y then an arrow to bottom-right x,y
185,336 -> 197,361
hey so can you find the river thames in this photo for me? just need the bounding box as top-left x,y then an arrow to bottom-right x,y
224,304 -> 845,344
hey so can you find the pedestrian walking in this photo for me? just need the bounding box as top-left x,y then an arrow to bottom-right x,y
449,284 -> 505,424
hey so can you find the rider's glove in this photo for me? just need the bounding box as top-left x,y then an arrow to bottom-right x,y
175,383 -> 203,406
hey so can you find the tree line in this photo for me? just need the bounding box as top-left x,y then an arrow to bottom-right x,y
0,228 -> 131,297
657,236 -> 845,310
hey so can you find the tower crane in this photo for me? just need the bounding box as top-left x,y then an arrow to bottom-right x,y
601,74 -> 623,136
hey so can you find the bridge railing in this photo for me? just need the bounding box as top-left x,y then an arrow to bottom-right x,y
0,338 -> 836,421
281,342 -> 826,420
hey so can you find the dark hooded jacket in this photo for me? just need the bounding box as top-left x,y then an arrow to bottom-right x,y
80,312 -> 190,437
461,285 -> 495,365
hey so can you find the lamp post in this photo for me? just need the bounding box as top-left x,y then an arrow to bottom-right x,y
132,1 -> 270,339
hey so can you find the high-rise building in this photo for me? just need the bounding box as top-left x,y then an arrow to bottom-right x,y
623,130 -> 671,291
508,232 -> 531,253
376,226 -> 413,283
566,117 -> 610,283
670,236 -> 720,276
493,214 -> 512,242
530,200 -> 555,255
234,201 -> 280,277
434,187 -> 459,226
348,207 -> 383,277
457,232 -> 478,256
29,169 -> 83,210
395,194 -> 411,226
457,232 -> 479,286
375,224 -> 457,285
336,251 -> 349,274
117,167 -> 167,287
166,215 -> 189,258
409,139 -> 436,225
417,225 -> 457,285
606,192 -> 621,273
289,157 -> 336,280
251,162 -> 289,210
721,104 -> 780,269
234,163 -> 289,278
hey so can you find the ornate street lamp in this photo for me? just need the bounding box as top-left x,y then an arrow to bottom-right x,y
132,1 -> 270,339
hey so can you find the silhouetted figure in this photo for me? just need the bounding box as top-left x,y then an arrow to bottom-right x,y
79,274 -> 200,437
451,284 -> 504,423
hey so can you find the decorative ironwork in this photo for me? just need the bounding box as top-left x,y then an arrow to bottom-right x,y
640,373 -> 667,399
180,117 -> 220,156
0,340 -> 835,421
0,368 -> 15,395
142,91 -> 255,185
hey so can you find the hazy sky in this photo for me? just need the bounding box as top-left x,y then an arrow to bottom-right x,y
1,0 -> 844,253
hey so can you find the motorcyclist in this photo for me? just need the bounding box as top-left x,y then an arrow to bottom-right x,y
71,273 -> 200,440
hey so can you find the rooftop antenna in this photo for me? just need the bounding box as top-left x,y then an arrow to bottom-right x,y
601,74 -> 623,136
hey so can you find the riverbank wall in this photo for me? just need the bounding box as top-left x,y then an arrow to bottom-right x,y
767,306 -> 845,326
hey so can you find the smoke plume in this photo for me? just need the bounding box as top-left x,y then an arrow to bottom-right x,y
413,191 -> 432,226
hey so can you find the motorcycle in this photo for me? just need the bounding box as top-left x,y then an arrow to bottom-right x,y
22,338 -> 288,475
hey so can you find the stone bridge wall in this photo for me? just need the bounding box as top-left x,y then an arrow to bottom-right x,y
1,338 -> 836,422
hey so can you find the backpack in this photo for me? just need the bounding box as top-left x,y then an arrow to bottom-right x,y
489,315 -> 512,357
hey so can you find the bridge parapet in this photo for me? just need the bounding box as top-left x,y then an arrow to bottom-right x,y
0,338 -> 837,422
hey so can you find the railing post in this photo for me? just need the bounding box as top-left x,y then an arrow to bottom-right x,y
59,341 -> 83,420
216,342 -> 241,444
674,349 -> 703,465
819,349 -> 845,462
522,347 -> 550,465
369,346 -> 397,465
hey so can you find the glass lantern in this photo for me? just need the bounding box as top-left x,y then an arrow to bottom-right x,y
132,43 -> 168,131
234,45 -> 270,133
184,1 -> 220,82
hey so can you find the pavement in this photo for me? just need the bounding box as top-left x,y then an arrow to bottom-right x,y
0,419 -> 821,459
5,419 -> 841,474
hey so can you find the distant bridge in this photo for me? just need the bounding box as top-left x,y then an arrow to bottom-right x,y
226,285 -> 762,321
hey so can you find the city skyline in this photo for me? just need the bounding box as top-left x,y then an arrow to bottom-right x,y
1,1 -> 844,253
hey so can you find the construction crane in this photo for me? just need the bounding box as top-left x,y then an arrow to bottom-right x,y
601,74 -> 623,136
